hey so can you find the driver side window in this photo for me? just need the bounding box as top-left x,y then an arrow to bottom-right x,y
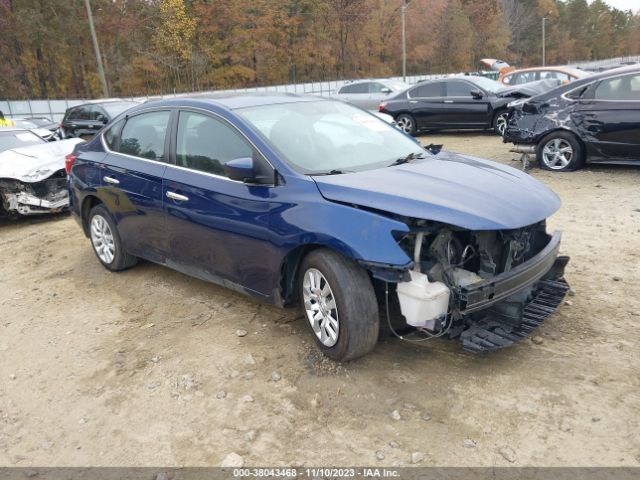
176,111 -> 254,177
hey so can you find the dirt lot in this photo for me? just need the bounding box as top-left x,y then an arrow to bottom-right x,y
1,132 -> 639,468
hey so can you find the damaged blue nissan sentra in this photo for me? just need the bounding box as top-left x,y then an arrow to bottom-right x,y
67,94 -> 570,361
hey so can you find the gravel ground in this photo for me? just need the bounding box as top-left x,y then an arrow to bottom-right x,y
0,132 -> 639,467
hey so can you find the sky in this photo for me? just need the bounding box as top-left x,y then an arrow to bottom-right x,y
597,0 -> 640,12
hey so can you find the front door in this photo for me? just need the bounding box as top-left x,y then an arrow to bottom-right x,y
574,72 -> 640,162
162,110 -> 277,297
443,80 -> 491,128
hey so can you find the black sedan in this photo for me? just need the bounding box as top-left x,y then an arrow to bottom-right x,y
378,76 -> 556,136
504,65 -> 640,172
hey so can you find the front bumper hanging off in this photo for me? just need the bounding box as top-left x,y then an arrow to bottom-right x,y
458,278 -> 570,353
451,232 -> 570,353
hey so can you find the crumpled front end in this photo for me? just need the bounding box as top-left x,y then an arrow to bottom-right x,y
0,169 -> 69,216
391,219 -> 569,353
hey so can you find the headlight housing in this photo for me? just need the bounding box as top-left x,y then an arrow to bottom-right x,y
507,98 -> 529,109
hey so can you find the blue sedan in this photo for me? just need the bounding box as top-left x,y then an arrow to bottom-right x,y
68,94 -> 570,360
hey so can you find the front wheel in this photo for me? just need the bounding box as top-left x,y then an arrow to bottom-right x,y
536,131 -> 584,172
493,110 -> 509,135
395,114 -> 417,136
299,249 -> 379,361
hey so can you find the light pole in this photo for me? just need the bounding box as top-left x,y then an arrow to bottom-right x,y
84,0 -> 109,98
401,0 -> 413,82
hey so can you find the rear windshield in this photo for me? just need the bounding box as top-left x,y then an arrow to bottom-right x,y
0,130 -> 45,152
101,102 -> 139,117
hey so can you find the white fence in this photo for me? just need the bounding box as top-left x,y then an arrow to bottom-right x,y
0,73 -> 451,123
3,53 -> 639,122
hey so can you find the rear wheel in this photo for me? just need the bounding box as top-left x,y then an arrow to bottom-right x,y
299,249 -> 379,361
537,131 -> 584,172
88,204 -> 137,271
395,114 -> 417,136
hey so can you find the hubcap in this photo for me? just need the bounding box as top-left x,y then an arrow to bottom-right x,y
496,114 -> 508,135
542,138 -> 573,170
90,215 -> 115,264
396,116 -> 413,134
302,268 -> 339,347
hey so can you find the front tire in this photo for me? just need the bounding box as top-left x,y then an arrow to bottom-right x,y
395,114 -> 417,136
299,249 -> 379,361
537,131 -> 584,172
493,110 -> 508,135
88,205 -> 137,271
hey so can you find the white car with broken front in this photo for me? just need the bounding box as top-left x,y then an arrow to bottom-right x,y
0,127 -> 83,217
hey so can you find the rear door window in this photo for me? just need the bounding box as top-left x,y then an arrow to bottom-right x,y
176,111 -> 254,177
116,110 -> 171,161
410,82 -> 444,98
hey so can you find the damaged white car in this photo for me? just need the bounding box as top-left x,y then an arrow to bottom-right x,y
0,127 -> 83,217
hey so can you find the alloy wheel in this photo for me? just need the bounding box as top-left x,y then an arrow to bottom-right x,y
542,138 -> 574,170
396,116 -> 413,134
90,214 -> 116,264
302,268 -> 339,347
496,113 -> 508,135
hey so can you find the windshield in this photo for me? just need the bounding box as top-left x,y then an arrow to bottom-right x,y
14,120 -> 38,129
237,100 -> 426,174
0,130 -> 45,152
101,101 -> 138,117
387,81 -> 410,91
27,118 -> 53,127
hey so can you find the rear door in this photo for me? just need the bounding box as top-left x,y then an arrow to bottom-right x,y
406,82 -> 446,129
338,82 -> 371,109
162,109 -> 277,296
100,109 -> 172,263
573,72 -> 640,161
443,80 -> 492,127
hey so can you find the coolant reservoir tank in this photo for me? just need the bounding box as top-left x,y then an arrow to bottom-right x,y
396,271 -> 450,328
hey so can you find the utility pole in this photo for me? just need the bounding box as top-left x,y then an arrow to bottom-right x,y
401,1 -> 412,82
542,16 -> 547,66
84,0 -> 109,98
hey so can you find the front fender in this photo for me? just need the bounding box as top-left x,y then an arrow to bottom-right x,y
272,199 -> 412,268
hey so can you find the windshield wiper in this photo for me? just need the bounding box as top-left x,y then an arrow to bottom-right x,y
388,151 -> 427,167
313,169 -> 352,176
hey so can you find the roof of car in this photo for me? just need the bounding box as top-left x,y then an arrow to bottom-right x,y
69,99 -> 139,108
141,92 -> 325,110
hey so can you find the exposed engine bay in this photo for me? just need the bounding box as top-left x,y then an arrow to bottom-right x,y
392,220 -> 569,352
0,169 -> 68,216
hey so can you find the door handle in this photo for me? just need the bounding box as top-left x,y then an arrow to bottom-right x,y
409,100 -> 418,104
103,176 -> 120,185
166,191 -> 189,202
444,100 -> 454,104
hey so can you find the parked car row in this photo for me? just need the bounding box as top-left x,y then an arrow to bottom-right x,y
504,64 -> 640,171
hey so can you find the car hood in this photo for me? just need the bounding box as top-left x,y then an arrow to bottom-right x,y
312,151 -> 561,230
497,79 -> 561,99
0,138 -> 84,182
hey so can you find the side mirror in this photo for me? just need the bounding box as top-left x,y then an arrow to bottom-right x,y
380,87 -> 391,94
224,157 -> 255,182
470,89 -> 484,99
96,114 -> 108,124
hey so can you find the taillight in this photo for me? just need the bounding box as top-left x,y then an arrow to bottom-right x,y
65,153 -> 77,174
379,102 -> 387,112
